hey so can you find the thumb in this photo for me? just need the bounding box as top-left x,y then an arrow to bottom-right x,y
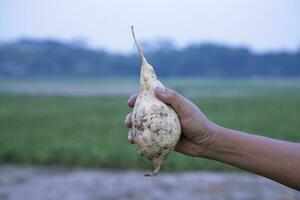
155,86 -> 185,115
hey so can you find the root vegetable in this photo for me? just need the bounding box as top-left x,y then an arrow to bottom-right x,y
130,26 -> 181,176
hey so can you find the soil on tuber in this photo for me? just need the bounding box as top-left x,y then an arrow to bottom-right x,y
130,26 -> 181,177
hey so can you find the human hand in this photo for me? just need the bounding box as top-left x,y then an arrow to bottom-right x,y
125,86 -> 217,157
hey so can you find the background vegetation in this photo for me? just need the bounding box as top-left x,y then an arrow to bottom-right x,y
0,39 -> 299,78
0,80 -> 299,171
1,37 -> 299,171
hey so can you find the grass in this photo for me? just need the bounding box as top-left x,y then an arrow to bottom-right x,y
0,81 -> 300,171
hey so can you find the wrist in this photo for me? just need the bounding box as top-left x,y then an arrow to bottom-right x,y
199,123 -> 227,158
195,121 -> 221,157
201,124 -> 243,162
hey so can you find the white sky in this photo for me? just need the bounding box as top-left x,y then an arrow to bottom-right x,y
1,0 -> 300,53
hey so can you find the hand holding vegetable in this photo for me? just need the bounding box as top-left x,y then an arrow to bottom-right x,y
125,87 -> 300,190
126,87 -> 215,158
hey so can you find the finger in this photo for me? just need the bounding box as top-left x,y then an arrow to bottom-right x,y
125,113 -> 133,128
128,131 -> 134,144
128,93 -> 138,108
155,86 -> 199,119
155,86 -> 186,115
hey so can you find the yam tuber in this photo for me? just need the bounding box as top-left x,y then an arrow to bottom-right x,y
130,26 -> 181,176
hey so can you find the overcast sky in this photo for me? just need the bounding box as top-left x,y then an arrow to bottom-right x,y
1,0 -> 300,53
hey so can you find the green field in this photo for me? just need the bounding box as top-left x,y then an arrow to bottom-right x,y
0,80 -> 300,171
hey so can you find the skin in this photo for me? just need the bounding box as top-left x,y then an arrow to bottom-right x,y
125,86 -> 300,191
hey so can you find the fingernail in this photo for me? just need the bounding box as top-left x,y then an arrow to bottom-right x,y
124,114 -> 129,124
155,86 -> 166,95
127,98 -> 132,105
127,94 -> 133,104
128,132 -> 133,143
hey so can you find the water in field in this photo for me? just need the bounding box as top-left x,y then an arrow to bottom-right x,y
1,78 -> 300,98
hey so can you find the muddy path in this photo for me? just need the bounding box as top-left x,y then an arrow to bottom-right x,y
0,165 -> 298,200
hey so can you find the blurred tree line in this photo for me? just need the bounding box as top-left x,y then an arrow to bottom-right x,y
0,39 -> 299,78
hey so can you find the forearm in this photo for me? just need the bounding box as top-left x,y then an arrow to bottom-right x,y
203,125 -> 300,190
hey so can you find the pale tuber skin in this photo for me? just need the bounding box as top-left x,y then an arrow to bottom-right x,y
125,87 -> 300,190
130,26 -> 181,176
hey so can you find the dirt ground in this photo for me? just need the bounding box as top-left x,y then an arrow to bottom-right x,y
0,165 -> 299,200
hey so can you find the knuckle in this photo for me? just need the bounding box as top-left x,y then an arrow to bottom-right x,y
168,89 -> 178,100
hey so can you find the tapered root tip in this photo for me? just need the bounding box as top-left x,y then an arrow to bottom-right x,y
144,166 -> 160,177
131,25 -> 144,60
144,172 -> 158,177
